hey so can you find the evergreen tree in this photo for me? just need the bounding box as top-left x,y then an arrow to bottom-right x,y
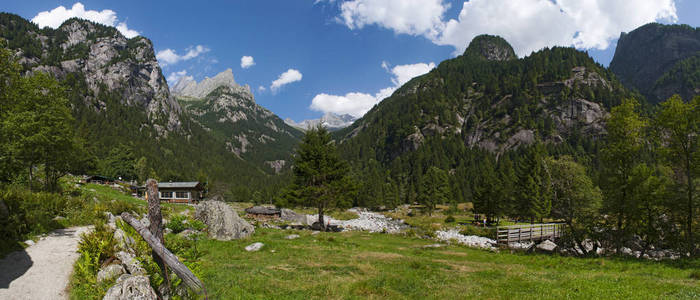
291,125 -> 356,229
419,166 -> 450,215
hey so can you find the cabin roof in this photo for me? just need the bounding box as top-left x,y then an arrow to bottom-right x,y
158,182 -> 201,189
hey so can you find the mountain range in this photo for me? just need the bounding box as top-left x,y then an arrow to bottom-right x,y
1,11 -> 697,202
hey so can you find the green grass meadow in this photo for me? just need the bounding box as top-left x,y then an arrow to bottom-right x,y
196,229 -> 700,299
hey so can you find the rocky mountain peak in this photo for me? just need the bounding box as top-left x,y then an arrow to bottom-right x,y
610,22 -> 700,103
285,112 -> 357,131
171,68 -> 250,99
464,34 -> 516,61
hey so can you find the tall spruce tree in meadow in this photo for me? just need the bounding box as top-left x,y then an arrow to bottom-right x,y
600,98 -> 647,248
419,166 -> 450,215
655,95 -> 699,250
291,125 -> 356,229
515,146 -> 552,223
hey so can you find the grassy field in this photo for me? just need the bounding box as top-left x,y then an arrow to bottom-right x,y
196,229 -> 700,299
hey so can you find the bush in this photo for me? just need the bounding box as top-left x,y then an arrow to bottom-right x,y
444,215 -> 456,223
167,215 -> 187,234
459,225 -> 496,239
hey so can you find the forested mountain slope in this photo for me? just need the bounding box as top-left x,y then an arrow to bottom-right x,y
174,70 -> 303,173
610,23 -> 700,103
0,13 -> 287,196
335,35 -> 637,208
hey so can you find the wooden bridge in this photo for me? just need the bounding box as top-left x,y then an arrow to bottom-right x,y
496,223 -> 565,245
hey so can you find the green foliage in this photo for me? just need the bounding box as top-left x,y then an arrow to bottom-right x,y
419,166 -> 450,215
98,144 -> 137,181
444,215 -> 455,223
70,224 -> 117,299
289,126 -> 357,225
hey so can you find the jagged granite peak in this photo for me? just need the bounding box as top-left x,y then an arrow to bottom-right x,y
177,85 -> 303,172
464,34 -> 517,61
610,22 -> 700,103
172,68 -> 251,99
0,14 -> 182,136
285,112 -> 358,131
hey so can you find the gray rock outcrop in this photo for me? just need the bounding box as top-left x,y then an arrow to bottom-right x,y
115,251 -> 146,276
195,201 -> 254,240
536,240 -> 558,252
245,242 -> 264,252
103,274 -> 157,300
97,264 -> 126,283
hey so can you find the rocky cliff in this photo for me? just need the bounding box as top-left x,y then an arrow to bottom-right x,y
0,14 -> 181,136
285,112 -> 357,131
610,23 -> 700,103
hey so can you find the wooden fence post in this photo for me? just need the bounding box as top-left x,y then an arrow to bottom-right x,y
146,179 -> 171,292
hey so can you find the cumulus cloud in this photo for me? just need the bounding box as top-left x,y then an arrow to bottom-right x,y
31,2 -> 140,38
240,56 -> 255,69
156,45 -> 210,66
166,70 -> 191,85
310,61 -> 435,117
258,86 -> 266,92
337,0 -> 678,57
339,0 -> 448,39
270,69 -> 303,92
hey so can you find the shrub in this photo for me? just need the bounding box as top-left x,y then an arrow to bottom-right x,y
459,225 -> 496,239
167,215 -> 187,234
444,215 -> 456,223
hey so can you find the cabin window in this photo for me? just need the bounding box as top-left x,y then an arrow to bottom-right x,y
176,191 -> 189,199
160,191 -> 173,198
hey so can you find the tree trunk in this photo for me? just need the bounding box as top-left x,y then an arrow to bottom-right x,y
686,156 -> 694,252
120,212 -> 205,295
318,204 -> 325,231
146,179 -> 171,293
28,165 -> 33,191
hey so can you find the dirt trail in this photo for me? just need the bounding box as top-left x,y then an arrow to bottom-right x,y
0,226 -> 92,300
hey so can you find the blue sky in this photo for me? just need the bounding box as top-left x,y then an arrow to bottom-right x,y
4,1 -> 699,122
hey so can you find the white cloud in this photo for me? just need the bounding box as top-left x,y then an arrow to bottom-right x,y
258,85 -> 266,92
240,56 -> 255,69
31,2 -> 140,38
156,45 -> 210,66
270,69 -> 303,92
166,70 -> 191,85
339,0 -> 448,40
337,0 -> 678,57
310,62 -> 434,117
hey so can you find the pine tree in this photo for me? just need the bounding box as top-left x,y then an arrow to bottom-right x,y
419,166 -> 450,215
291,125 -> 356,229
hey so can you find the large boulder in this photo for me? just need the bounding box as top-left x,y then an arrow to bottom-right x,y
280,208 -> 310,225
103,274 -> 157,300
195,200 -> 254,240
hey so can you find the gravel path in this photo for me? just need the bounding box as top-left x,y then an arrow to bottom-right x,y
0,226 -> 92,300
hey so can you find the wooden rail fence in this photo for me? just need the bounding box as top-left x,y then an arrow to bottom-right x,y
497,223 -> 565,245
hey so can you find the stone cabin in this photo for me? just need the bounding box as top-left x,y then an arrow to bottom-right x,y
144,182 -> 204,204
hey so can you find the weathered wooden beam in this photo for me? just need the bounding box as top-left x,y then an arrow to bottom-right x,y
145,179 -> 170,292
121,212 -> 205,295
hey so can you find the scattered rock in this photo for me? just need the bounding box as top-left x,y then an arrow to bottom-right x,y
245,242 -> 264,252
195,201 -> 254,241
115,251 -> 146,276
508,241 -> 534,250
280,208 -> 308,225
103,274 -> 157,300
24,240 -> 35,246
52,216 -> 67,222
285,234 -> 300,240
435,229 -> 496,250
97,264 -> 126,283
164,228 -> 173,235
113,229 -> 134,250
536,240 -> 558,252
422,244 -> 444,248
310,231 -> 320,235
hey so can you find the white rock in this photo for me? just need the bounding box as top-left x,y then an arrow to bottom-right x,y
245,242 -> 264,252
285,234 -> 300,240
536,240 -> 558,252
97,264 -> 125,283
24,240 -> 35,246
435,229 -> 497,250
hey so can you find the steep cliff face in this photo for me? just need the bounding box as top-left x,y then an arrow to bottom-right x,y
0,14 -> 181,135
285,112 -> 357,131
176,70 -> 303,173
610,23 -> 700,103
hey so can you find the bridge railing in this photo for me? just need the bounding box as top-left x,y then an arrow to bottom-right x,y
496,223 -> 565,245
